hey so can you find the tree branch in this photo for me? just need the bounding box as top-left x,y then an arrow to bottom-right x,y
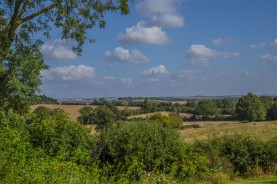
19,2 -> 60,24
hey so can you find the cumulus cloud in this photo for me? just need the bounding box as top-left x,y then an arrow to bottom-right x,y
118,22 -> 168,45
212,37 -> 232,46
136,0 -> 184,28
105,47 -> 149,64
141,65 -> 168,76
40,39 -> 77,61
42,65 -> 94,80
186,45 -> 239,67
250,42 -> 266,49
121,78 -> 133,86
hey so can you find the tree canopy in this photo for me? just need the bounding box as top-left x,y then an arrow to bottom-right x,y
235,93 -> 266,122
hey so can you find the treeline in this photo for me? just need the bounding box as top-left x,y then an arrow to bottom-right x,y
1,107 -> 276,183
31,95 -> 58,105
118,93 -> 277,122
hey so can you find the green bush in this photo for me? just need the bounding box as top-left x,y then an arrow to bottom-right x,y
94,121 -> 209,181
29,108 -> 93,162
191,134 -> 277,177
149,113 -> 183,128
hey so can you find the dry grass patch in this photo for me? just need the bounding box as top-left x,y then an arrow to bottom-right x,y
180,121 -> 277,143
128,111 -> 193,119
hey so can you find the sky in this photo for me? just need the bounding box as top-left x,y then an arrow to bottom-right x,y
40,0 -> 277,98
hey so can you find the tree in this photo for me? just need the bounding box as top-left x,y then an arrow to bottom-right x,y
0,42 -> 47,114
0,0 -> 131,114
267,101 -> 277,120
141,99 -> 156,113
235,93 -> 266,122
259,96 -> 273,111
92,106 -> 116,130
77,106 -> 94,124
193,100 -> 220,120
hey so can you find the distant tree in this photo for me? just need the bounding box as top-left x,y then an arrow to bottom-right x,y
77,106 -> 94,124
141,99 -> 156,113
235,93 -> 266,122
267,101 -> 277,120
92,106 -> 116,130
259,96 -> 273,111
193,100 -> 220,120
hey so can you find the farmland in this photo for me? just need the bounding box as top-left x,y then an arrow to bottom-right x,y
30,104 -> 140,120
31,104 -> 277,144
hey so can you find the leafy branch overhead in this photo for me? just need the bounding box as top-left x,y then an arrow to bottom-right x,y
0,0 -> 132,60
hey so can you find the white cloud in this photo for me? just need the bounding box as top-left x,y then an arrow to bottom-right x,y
150,14 -> 184,28
121,78 -> 133,86
141,65 -> 168,76
270,38 -> 277,48
250,42 -> 266,49
118,22 -> 168,45
136,0 -> 184,28
42,65 -> 94,80
212,37 -> 232,46
261,53 -> 277,63
40,39 -> 77,61
186,45 -> 239,67
105,47 -> 149,64
188,45 -> 239,58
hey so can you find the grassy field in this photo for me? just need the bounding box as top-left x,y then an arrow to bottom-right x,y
232,176 -> 277,184
180,121 -> 277,143
197,176 -> 277,184
127,111 -> 193,119
30,104 -> 140,120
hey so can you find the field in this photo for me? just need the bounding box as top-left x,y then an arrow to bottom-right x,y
180,121 -> 277,143
30,104 -> 140,120
127,111 -> 193,119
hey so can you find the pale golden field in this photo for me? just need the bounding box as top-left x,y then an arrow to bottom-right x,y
127,111 -> 193,119
180,121 -> 277,143
30,104 -> 140,120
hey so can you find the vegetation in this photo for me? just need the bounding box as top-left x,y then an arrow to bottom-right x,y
1,1 -> 276,183
236,93 -> 267,122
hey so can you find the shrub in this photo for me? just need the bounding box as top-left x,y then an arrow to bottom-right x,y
29,108 -> 93,162
149,113 -> 183,128
94,121 -> 209,181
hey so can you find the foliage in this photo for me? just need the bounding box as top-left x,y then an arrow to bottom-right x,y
236,93 -> 266,122
260,96 -> 273,111
267,101 -> 277,120
32,95 -> 59,105
193,100 -> 220,120
192,134 -> 277,176
77,106 -> 94,124
149,113 -> 183,128
29,107 -> 93,161
0,42 -> 47,114
95,121 -> 209,180
141,99 -> 157,113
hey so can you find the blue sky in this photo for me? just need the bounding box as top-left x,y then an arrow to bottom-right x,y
40,0 -> 277,98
